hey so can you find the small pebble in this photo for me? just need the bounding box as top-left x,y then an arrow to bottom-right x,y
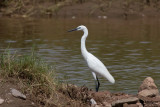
0,99 -> 4,104
90,98 -> 97,107
11,88 -> 26,100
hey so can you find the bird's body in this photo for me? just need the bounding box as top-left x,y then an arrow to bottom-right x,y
68,25 -> 115,92
84,52 -> 115,84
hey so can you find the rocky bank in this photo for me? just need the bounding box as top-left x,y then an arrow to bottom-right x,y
0,77 -> 160,107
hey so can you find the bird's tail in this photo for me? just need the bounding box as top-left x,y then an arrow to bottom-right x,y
103,70 -> 115,84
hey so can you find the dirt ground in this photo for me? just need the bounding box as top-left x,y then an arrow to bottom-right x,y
0,78 -> 160,107
0,78 -> 89,107
0,79 -> 36,107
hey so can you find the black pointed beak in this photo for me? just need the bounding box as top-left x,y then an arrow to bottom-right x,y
68,28 -> 78,32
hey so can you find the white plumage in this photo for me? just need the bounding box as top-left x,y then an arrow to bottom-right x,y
68,25 -> 115,92
85,52 -> 115,84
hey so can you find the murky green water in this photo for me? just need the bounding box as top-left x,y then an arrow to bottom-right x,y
0,17 -> 160,94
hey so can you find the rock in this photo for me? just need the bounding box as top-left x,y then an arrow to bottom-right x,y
138,77 -> 157,91
123,103 -> 139,107
95,105 -> 101,107
31,102 -> 34,105
111,97 -> 139,107
0,98 -> 4,105
90,98 -> 97,107
138,89 -> 159,97
102,102 -> 111,107
11,88 -> 26,100
138,77 -> 159,97
136,102 -> 143,107
124,103 -> 139,107
92,91 -> 111,102
123,103 -> 129,107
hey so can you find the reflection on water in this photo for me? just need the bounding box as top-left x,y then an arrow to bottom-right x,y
0,17 -> 160,94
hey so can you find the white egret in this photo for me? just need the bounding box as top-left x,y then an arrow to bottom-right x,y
68,25 -> 115,92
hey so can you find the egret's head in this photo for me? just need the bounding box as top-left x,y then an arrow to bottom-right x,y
68,25 -> 86,32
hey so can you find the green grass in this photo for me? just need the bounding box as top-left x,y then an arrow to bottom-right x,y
0,49 -> 58,106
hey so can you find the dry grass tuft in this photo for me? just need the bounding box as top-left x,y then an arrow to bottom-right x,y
0,50 -> 58,106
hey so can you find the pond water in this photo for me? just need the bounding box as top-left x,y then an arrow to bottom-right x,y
0,17 -> 160,94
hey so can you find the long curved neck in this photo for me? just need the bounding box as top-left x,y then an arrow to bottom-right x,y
81,28 -> 89,59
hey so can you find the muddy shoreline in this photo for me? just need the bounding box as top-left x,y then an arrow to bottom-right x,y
0,0 -> 160,19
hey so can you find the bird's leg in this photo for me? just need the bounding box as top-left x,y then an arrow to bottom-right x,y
91,72 -> 100,92
95,76 -> 100,92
